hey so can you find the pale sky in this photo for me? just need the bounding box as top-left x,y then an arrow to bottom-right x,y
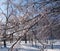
0,0 -> 41,22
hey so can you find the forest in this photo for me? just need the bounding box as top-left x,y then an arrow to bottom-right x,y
0,0 -> 60,51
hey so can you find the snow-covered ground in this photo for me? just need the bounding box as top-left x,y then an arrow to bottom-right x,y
0,40 -> 60,51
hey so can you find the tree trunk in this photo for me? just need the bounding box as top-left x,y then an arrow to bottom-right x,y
51,43 -> 53,49
24,34 -> 27,43
4,40 -> 6,47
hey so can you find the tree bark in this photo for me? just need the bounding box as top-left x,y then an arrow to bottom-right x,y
24,34 -> 27,43
4,40 -> 6,47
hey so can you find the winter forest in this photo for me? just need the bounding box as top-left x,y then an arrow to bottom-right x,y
0,0 -> 60,51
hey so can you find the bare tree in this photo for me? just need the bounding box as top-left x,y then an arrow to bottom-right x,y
0,0 -> 60,51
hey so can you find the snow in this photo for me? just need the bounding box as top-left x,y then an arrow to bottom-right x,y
44,49 -> 60,51
0,40 -> 60,51
0,48 -> 8,51
13,41 -> 40,51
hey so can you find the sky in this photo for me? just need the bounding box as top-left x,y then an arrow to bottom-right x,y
0,0 -> 42,22
0,0 -> 7,22
0,0 -> 28,22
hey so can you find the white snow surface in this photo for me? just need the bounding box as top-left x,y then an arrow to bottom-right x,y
0,40 -> 60,51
